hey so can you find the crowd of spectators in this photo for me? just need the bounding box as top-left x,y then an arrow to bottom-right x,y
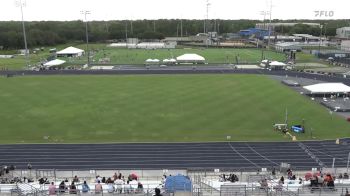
219,173 -> 239,183
45,172 -> 153,195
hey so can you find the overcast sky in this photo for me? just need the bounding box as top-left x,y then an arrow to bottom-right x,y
1,0 -> 349,21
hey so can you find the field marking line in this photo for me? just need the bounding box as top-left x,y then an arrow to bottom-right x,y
245,143 -> 279,166
228,142 -> 260,168
303,145 -> 348,162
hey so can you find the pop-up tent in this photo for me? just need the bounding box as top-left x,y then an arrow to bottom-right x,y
43,59 -> 66,68
57,46 -> 84,57
164,174 -> 192,193
176,54 -> 205,64
303,83 -> 350,94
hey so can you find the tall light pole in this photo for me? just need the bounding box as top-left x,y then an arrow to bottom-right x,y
15,0 -> 29,68
206,0 -> 210,33
180,19 -> 183,37
125,21 -> 128,42
81,10 -> 91,66
318,24 -> 323,57
267,0 -> 273,50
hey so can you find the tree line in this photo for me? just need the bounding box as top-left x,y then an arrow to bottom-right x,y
0,19 -> 349,49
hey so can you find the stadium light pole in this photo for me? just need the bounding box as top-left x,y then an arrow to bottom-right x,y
267,0 -> 273,50
318,24 -> 323,58
260,11 -> 270,60
16,0 -> 29,68
81,10 -> 91,66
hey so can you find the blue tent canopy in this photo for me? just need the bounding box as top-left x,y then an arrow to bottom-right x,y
164,174 -> 192,193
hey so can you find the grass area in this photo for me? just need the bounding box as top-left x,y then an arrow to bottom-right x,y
92,47 -> 286,65
0,43 -> 88,70
0,74 -> 349,144
0,42 -> 323,70
0,43 -> 294,69
295,52 -> 320,63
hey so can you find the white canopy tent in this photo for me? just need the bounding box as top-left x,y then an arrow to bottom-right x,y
269,61 -> 287,70
145,59 -> 160,64
303,83 -> 350,94
57,46 -> 84,57
43,59 -> 66,68
162,58 -> 177,64
176,54 -> 205,64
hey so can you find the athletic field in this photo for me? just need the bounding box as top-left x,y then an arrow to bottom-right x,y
0,74 -> 348,143
0,43 -> 319,70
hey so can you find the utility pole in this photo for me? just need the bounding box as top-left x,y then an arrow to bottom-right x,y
206,0 -> 210,33
180,19 -> 183,37
130,20 -> 133,36
125,21 -> 128,42
81,10 -> 91,66
176,23 -> 179,37
267,0 -> 273,50
16,0 -> 29,68
318,24 -> 323,57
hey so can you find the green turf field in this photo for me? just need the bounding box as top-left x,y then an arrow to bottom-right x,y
0,43 -> 318,70
0,74 -> 349,144
92,47 -> 285,65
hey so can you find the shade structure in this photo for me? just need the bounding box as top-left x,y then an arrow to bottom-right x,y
164,174 -> 192,193
145,59 -> 160,64
43,59 -> 66,67
303,83 -> 350,94
269,61 -> 286,66
57,46 -> 84,57
176,54 -> 205,64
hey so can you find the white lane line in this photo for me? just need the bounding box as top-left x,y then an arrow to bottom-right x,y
245,143 -> 279,166
228,142 -> 260,168
306,147 -> 348,162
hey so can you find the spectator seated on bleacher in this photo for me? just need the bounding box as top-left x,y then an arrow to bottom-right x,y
273,180 -> 283,191
107,182 -> 115,193
279,176 -> 284,184
344,173 -> 349,179
287,169 -> 293,180
338,173 -> 343,179
113,172 -> 118,181
106,177 -> 113,184
324,174 -> 335,189
81,181 -> 90,193
219,174 -> 226,182
58,181 -> 67,193
124,180 -> 132,193
48,182 -> 56,195
259,179 -> 269,190
95,180 -> 103,194
69,182 -> 78,194
229,174 -> 239,182
137,181 -> 144,193
38,177 -> 49,185
154,188 -> 163,196
114,177 -> 124,193
95,175 -> 102,183
129,173 -> 138,181
72,175 -> 79,183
